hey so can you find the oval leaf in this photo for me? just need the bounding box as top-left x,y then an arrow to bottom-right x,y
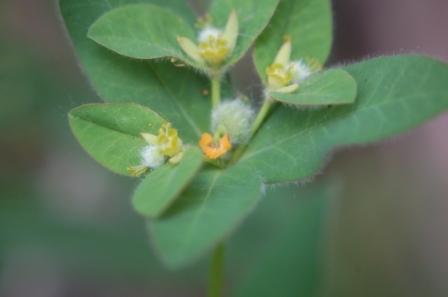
241,55 -> 448,183
68,103 -> 165,176
132,146 -> 204,218
87,4 -> 199,66
271,69 -> 357,106
254,0 -> 333,81
60,0 -> 209,143
149,164 -> 262,268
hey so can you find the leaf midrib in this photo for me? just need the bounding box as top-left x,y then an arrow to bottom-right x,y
242,88 -> 447,164
69,113 -> 142,139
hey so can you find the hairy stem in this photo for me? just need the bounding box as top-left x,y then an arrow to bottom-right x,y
211,76 -> 221,108
231,97 -> 274,163
249,97 -> 274,137
208,243 -> 225,297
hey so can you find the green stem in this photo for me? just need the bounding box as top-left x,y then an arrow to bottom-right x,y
208,243 -> 225,297
250,97 -> 274,137
211,76 -> 221,108
231,97 -> 274,163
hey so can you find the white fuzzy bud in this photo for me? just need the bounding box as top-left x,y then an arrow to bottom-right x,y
212,99 -> 255,144
291,59 -> 313,83
140,145 -> 165,169
198,26 -> 222,43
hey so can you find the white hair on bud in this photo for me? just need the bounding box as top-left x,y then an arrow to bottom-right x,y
291,59 -> 312,83
211,98 -> 255,144
198,26 -> 222,42
140,145 -> 165,169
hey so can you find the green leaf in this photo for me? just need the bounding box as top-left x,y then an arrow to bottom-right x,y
68,103 -> 165,176
254,0 -> 332,81
209,0 -> 280,69
62,0 -> 448,272
87,0 -> 280,71
272,69 -> 357,106
149,163 -> 262,268
132,147 -> 204,218
234,183 -> 331,297
88,4 -> 200,67
59,0 -> 209,143
241,55 -> 448,183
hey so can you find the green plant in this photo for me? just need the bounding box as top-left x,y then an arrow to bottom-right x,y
60,0 -> 448,295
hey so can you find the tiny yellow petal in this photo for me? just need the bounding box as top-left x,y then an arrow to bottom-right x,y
141,133 -> 157,145
223,10 -> 238,52
177,36 -> 204,64
273,38 -> 292,65
169,151 -> 184,165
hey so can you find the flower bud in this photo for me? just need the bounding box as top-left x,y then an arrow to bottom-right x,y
265,38 -> 322,93
128,123 -> 184,176
211,98 -> 255,144
177,10 -> 239,67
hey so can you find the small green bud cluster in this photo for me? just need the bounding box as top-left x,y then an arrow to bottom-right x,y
211,98 -> 255,144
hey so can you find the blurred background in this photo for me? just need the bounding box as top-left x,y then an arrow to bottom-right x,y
0,0 -> 447,296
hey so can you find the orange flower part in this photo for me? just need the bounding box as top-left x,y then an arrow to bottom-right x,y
199,133 -> 232,159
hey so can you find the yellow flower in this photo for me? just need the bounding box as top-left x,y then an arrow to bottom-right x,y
266,62 -> 295,89
198,35 -> 230,66
156,123 -> 183,157
141,123 -> 183,158
265,37 -> 322,93
177,10 -> 238,67
128,123 -> 184,176
199,132 -> 232,159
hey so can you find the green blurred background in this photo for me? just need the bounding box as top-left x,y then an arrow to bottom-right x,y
1,0 -> 447,296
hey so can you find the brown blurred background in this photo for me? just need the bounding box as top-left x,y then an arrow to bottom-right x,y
0,0 -> 447,296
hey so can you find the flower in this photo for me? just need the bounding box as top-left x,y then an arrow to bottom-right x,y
266,62 -> 294,89
197,28 -> 230,65
266,38 -> 322,93
177,10 -> 238,67
199,133 -> 232,159
128,123 -> 184,176
211,98 -> 254,144
153,123 -> 183,157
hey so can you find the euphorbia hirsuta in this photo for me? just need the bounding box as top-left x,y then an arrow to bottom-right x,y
61,0 -> 448,295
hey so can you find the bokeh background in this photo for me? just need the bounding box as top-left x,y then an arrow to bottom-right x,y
1,0 -> 447,296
